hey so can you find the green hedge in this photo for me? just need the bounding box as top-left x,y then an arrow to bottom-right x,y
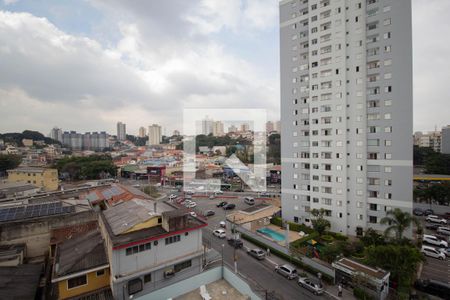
353,287 -> 374,300
240,233 -> 333,284
320,235 -> 334,243
290,232 -> 320,248
326,231 -> 348,241
270,217 -> 315,234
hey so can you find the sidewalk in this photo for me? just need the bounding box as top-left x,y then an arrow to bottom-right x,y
240,239 -> 356,300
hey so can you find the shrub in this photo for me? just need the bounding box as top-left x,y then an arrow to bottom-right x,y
320,235 -> 334,243
326,231 -> 348,241
353,287 -> 374,300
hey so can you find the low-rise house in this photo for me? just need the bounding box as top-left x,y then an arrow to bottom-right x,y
7,167 -> 59,191
51,230 -> 110,299
0,264 -> 42,299
0,181 -> 41,199
98,199 -> 207,299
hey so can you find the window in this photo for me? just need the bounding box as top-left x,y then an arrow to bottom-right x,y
384,18 -> 391,26
369,216 -> 378,224
174,260 -> 192,272
128,278 -> 143,295
96,269 -> 105,277
126,242 -> 151,255
384,32 -> 391,39
67,275 -> 87,289
384,59 -> 392,66
385,100 -> 392,106
165,235 -> 181,245
384,113 -> 391,120
385,166 -> 392,173
144,273 -> 152,283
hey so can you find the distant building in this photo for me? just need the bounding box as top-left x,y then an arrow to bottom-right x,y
61,131 -> 107,151
414,130 -> 441,152
117,122 -> 126,141
228,125 -> 237,133
212,121 -> 224,137
266,121 -> 274,133
273,120 -> 280,133
22,139 -> 33,147
98,199 -> 206,299
7,167 -> 58,191
49,127 -> 63,143
240,123 -> 250,132
148,124 -> 162,145
441,125 -> 450,154
200,116 -> 214,135
138,126 -> 146,138
173,130 -> 180,136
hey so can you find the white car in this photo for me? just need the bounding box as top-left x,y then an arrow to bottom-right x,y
189,211 -> 197,217
213,229 -> 226,238
168,194 -> 177,200
219,221 -> 226,228
437,227 -> 450,236
421,245 -> 446,260
426,215 -> 447,224
423,234 -> 448,248
186,202 -> 197,208
214,190 -> 224,195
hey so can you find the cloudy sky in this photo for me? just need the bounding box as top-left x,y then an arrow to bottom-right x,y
0,0 -> 447,135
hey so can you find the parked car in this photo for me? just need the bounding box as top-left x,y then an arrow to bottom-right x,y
227,238 -> 243,248
247,248 -> 266,260
298,277 -> 324,295
213,229 -> 226,238
424,209 -> 435,216
260,192 -> 270,197
423,234 -> 448,247
438,247 -> 450,257
168,194 -> 177,200
204,210 -> 215,217
223,203 -> 236,210
189,211 -> 197,218
413,208 -> 424,216
426,215 -> 447,224
244,196 -> 255,205
425,223 -> 441,230
219,221 -> 226,228
217,201 -> 228,208
275,264 -> 298,280
234,188 -> 244,192
214,190 -> 224,195
437,227 -> 450,236
185,201 -> 197,208
421,245 -> 446,260
414,279 -> 450,299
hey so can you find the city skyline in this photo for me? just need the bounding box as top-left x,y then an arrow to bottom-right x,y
0,1 -> 448,134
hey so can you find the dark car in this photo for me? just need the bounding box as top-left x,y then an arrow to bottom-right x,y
413,208 -> 424,216
424,209 -> 435,216
414,279 -> 450,299
204,210 -> 215,217
216,201 -> 228,207
227,238 -> 243,248
426,223 -> 441,230
234,188 -> 244,192
223,203 -> 236,210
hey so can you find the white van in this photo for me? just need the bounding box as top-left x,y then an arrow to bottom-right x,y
421,245 -> 446,260
244,196 -> 255,205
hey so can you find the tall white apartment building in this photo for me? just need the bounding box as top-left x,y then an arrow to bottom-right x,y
148,124 -> 162,145
212,121 -> 225,137
280,0 -> 412,236
117,121 -> 126,141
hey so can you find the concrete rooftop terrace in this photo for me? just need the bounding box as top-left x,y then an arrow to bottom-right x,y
175,279 -> 247,300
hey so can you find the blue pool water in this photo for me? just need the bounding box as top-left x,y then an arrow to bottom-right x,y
257,227 -> 285,241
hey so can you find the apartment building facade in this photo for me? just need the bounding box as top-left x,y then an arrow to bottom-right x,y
280,0 -> 412,235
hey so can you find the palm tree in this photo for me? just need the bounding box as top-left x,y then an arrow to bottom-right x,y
380,208 -> 419,240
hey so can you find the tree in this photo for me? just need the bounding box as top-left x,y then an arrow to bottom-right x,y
364,244 -> 423,294
0,154 -> 22,175
360,228 -> 385,247
380,208 -> 419,241
310,208 -> 331,236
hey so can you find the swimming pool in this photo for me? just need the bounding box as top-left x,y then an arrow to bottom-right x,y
257,227 -> 285,241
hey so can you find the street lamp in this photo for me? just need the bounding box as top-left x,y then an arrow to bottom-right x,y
221,244 -> 225,277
